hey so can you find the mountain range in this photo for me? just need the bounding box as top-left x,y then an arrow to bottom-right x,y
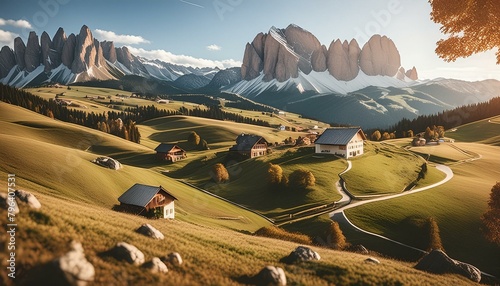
0,24 -> 499,128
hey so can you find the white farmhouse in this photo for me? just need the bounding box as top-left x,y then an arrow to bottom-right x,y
314,127 -> 366,158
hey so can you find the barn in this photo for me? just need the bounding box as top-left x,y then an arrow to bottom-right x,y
118,183 -> 177,219
315,127 -> 366,158
155,143 -> 187,162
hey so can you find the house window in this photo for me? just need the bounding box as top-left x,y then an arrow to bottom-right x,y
339,146 -> 346,150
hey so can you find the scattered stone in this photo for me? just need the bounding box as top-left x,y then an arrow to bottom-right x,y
255,266 -> 287,286
349,244 -> 369,254
286,246 -> 321,263
365,257 -> 380,264
142,257 -> 168,274
0,192 -> 19,214
415,249 -> 481,283
92,156 -> 122,170
54,241 -> 95,286
110,242 -> 145,265
15,190 -> 41,209
166,252 -> 183,266
136,224 -> 164,240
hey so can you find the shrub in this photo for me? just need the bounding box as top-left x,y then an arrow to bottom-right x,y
371,130 -> 381,141
255,226 -> 312,245
210,163 -> 229,183
187,131 -> 201,146
289,169 -> 315,190
325,221 -> 347,250
267,163 -> 283,185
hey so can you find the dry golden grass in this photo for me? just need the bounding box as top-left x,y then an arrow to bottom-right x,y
255,226 -> 313,245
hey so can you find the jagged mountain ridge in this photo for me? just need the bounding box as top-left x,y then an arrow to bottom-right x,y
0,25 -> 219,88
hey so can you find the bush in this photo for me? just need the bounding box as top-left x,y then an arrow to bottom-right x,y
267,163 -> 283,185
289,169 -> 315,190
325,221 -> 347,250
188,131 -> 201,146
255,226 -> 312,245
210,163 -> 229,183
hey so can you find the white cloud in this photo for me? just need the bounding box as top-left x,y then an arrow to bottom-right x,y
0,29 -> 19,47
0,18 -> 32,29
207,44 -> 221,51
93,29 -> 150,45
126,46 -> 241,69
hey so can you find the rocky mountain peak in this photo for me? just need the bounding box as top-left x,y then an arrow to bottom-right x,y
25,31 -> 41,72
359,35 -> 401,77
0,46 -> 16,78
71,25 -> 97,73
14,37 -> 26,70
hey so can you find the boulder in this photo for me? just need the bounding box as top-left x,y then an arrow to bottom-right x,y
15,190 -> 41,209
0,46 -> 16,78
54,241 -> 95,286
92,157 -> 122,170
286,246 -> 320,263
110,242 -> 145,265
348,244 -> 369,254
415,249 -> 481,283
359,34 -> 401,77
24,31 -> 41,72
0,192 -> 19,214
14,37 -> 26,70
365,257 -> 380,264
165,252 -> 183,266
62,33 -> 76,68
142,257 -> 168,274
254,266 -> 287,286
136,223 -> 164,240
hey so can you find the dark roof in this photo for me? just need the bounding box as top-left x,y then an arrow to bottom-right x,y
155,143 -> 184,153
229,134 -> 267,152
118,183 -> 177,207
315,127 -> 366,145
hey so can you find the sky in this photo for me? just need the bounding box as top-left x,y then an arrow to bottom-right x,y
0,0 -> 498,81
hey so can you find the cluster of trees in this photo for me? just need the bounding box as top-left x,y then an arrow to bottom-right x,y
388,97 -> 500,138
423,125 -> 445,141
187,131 -> 209,150
179,106 -> 271,127
481,182 -> 500,245
370,130 -> 396,141
0,84 -> 141,143
267,163 -> 315,191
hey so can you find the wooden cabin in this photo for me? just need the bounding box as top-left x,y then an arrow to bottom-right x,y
155,143 -> 187,162
118,183 -> 177,219
229,134 -> 268,159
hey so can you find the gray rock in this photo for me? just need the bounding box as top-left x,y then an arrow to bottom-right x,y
40,31 -> 53,72
365,257 -> 380,264
287,246 -> 321,263
93,38 -> 106,67
165,252 -> 183,266
54,241 -> 95,286
15,190 -> 41,209
262,33 -> 280,82
92,157 -> 122,170
24,31 -> 41,72
255,266 -> 287,286
0,46 -> 16,78
72,25 -> 96,73
100,41 -> 117,63
359,34 -> 401,77
14,37 -> 26,70
415,249 -> 481,283
311,45 -> 327,72
284,24 -> 322,75
405,66 -> 418,80
111,242 -> 145,265
143,257 -> 168,274
0,192 -> 19,214
241,42 -> 263,80
62,33 -> 76,68
136,223 -> 164,240
115,46 -> 134,71
349,244 -> 369,254
49,27 -> 66,69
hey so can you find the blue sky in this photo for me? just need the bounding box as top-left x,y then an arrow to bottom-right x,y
0,0 -> 498,80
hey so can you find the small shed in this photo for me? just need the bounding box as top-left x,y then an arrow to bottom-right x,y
118,183 -> 177,219
155,143 -> 187,162
229,134 -> 268,159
